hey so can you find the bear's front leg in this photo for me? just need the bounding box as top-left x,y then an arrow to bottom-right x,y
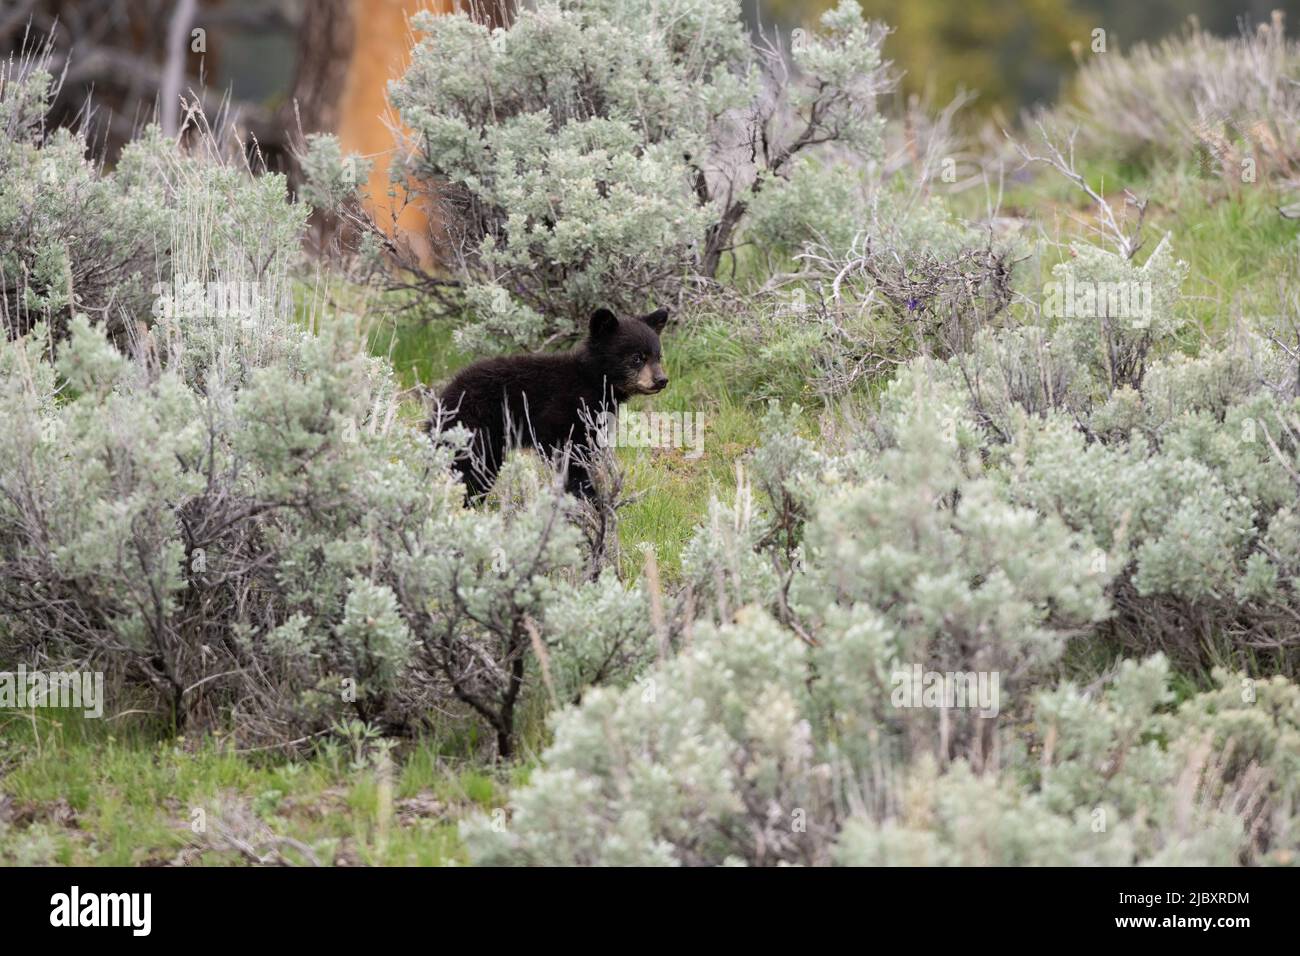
454,430 -> 503,505
563,457 -> 596,500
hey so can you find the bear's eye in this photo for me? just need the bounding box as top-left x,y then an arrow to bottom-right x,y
632,352 -> 645,365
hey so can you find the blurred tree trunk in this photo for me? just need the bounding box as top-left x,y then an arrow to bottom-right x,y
306,0 -> 514,261
285,0 -> 355,137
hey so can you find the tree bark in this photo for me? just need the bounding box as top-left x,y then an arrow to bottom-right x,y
284,0 -> 355,138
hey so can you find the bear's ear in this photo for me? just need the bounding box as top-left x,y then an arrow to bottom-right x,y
589,308 -> 619,338
640,308 -> 670,333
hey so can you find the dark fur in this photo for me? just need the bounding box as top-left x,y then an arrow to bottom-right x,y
433,307 -> 670,501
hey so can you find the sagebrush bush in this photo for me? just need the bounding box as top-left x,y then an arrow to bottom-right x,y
896,234 -> 1300,673
468,619 -> 1298,864
700,189 -> 1014,401
540,572 -> 656,705
463,608 -> 835,865
0,298 -> 616,754
332,0 -> 894,351
0,70 -> 620,756
385,0 -> 733,350
466,214 -> 1300,862
1066,11 -> 1300,181
741,156 -> 868,264
1,57 -> 303,350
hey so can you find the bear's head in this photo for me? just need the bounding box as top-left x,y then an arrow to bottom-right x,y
585,307 -> 670,400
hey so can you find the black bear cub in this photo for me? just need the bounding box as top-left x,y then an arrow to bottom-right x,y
433,307 -> 670,501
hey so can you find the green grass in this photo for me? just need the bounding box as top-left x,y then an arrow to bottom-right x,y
1144,167 -> 1300,333
0,710 -> 492,866
615,376 -> 769,578
961,158 -> 1300,336
368,313 -> 469,390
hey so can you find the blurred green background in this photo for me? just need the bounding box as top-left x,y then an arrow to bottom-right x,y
754,0 -> 1300,117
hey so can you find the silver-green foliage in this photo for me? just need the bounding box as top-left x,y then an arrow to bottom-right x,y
0,99 -> 622,754
468,607 -> 1298,865
465,229 -> 1300,864
0,59 -> 302,350
927,239 -> 1300,661
381,0 -> 891,351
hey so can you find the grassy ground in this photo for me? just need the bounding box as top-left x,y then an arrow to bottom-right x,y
3,160 -> 1297,866
0,709 -> 534,865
